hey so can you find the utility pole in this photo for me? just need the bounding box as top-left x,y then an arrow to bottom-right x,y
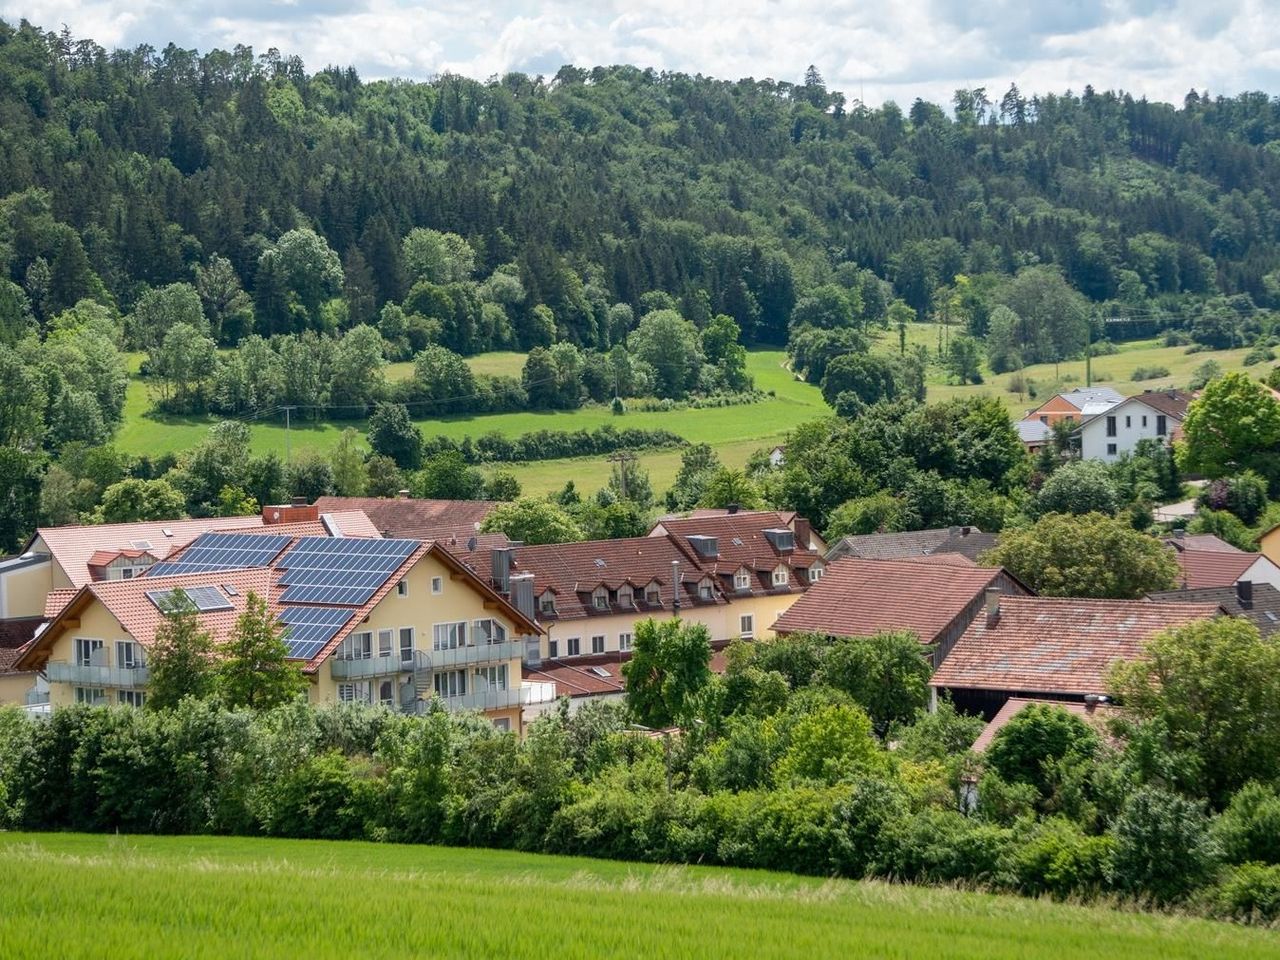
282,406 -> 297,465
1086,312 -> 1094,388
606,450 -> 637,500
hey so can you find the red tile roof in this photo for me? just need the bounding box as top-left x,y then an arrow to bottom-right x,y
524,658 -> 627,697
313,496 -> 499,540
930,596 -> 1220,697
772,556 -> 1014,643
652,512 -> 822,597
970,697 -> 1118,753
44,589 -> 78,620
1174,549 -> 1263,589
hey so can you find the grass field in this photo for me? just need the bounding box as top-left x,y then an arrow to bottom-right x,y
1,833 -> 1273,960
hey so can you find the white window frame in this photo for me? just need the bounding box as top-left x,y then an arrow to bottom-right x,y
492,717 -> 511,732
75,638 -> 104,667
396,579 -> 408,597
619,632 -> 633,652
116,640 -> 144,670
698,579 -> 714,601
378,629 -> 394,658
338,681 -> 373,704
734,569 -> 751,592
567,636 -> 581,657
117,689 -> 146,708
473,664 -> 508,691
740,614 -> 754,639
434,669 -> 467,698
539,592 -> 556,615
644,583 -> 661,604
400,627 -> 415,663
431,576 -> 443,595
433,621 -> 467,651
473,619 -> 508,645
548,639 -> 559,658
379,679 -> 395,707
339,631 -> 373,661
592,587 -> 609,610
772,566 -> 790,587
809,565 -> 824,583
618,587 -> 634,607
75,687 -> 106,705
591,635 -> 605,654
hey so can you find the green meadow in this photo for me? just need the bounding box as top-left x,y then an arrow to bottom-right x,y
0,832 -> 1273,960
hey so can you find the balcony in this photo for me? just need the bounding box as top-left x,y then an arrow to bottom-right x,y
407,681 -> 559,714
330,654 -> 416,680
45,660 -> 149,688
430,639 -> 523,668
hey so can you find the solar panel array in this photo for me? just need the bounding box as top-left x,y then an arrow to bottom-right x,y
146,585 -> 233,613
277,536 -> 419,606
277,606 -> 355,660
147,533 -> 292,577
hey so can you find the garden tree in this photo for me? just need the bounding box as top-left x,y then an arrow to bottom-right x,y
813,631 -> 933,735
984,512 -> 1178,598
243,453 -> 285,511
483,470 -> 521,501
217,592 -> 306,709
149,322 -> 219,411
1187,509 -> 1253,551
622,618 -> 713,728
698,468 -> 763,510
195,254 -> 254,343
1110,617 -> 1280,805
774,704 -> 886,785
255,228 -> 344,333
1034,460 -> 1120,516
821,353 -> 898,410
790,284 -> 857,331
574,498 -> 649,540
628,309 -> 703,399
1179,372 -> 1280,484
94,477 -> 185,522
479,497 -> 584,545
0,447 -> 43,552
328,324 -> 386,409
986,704 -> 1099,799
945,334 -> 983,384
128,282 -> 206,351
824,492 -> 905,539
413,451 -> 485,500
1214,783 -> 1280,866
365,455 -> 405,498
366,402 -> 423,470
214,485 -> 258,517
1110,439 -> 1182,504
408,344 -> 476,413
402,228 -> 475,285
666,442 -> 721,511
37,464 -> 78,525
285,453 -> 336,501
329,428 -> 368,497
146,592 -> 216,710
1196,471 -> 1268,525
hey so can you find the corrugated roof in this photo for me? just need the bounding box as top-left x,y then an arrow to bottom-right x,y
772,556 -> 1008,643
930,596 -> 1220,696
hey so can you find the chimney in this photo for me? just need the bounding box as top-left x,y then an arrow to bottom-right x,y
397,489 -> 410,500
960,526 -> 971,537
671,559 -> 681,613
263,503 -> 319,525
727,503 -> 740,515
985,587 -> 1001,628
1237,579 -> 1254,610
509,572 -> 536,621
291,496 -> 308,508
491,547 -> 513,595
793,517 -> 812,552
687,535 -> 719,559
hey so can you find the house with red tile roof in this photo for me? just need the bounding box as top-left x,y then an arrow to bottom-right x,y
313,495 -> 501,542
1171,548 -> 1280,591
1078,389 -> 1192,462
929,594 -> 1221,718
13,527 -> 551,731
771,556 -> 1031,666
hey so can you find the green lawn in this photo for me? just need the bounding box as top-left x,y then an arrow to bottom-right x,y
1,833 -> 1272,960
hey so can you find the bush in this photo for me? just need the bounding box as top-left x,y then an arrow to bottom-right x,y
1011,818 -> 1114,900
1196,471 -> 1268,525
1214,782 -> 1280,866
1243,344 -> 1275,367
1210,863 -> 1280,924
1109,787 -> 1220,903
1131,365 -> 1170,381
882,808 -> 1014,885
266,750 -> 379,840
986,704 -> 1099,799
1034,461 -> 1119,517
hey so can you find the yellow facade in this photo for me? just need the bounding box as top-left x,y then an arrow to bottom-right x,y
0,669 -> 36,705
1259,527 -> 1280,568
0,557 -> 55,620
41,600 -> 137,708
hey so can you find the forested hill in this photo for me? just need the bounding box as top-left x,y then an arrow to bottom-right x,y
4,17 -> 1280,351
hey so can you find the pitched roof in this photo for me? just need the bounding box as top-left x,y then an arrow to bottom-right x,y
0,617 -> 42,650
1162,533 -> 1244,553
1061,387 -> 1125,409
771,556 -> 1010,643
971,698 -> 1118,753
1134,388 -> 1194,419
1173,549 -> 1262,589
930,596 -> 1220,696
1147,583 -> 1280,636
312,496 -> 500,540
44,589 -> 78,620
826,527 -> 994,563
524,657 -> 627,698
1017,420 -> 1051,444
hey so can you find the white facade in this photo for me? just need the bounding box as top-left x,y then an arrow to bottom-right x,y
1243,557 -> 1280,592
1079,398 -> 1177,463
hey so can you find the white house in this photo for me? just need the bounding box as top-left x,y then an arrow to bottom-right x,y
1077,389 -> 1192,463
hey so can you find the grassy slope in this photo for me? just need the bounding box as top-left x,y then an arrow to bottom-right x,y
1,833 -> 1273,960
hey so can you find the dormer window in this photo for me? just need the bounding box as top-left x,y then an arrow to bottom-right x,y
772,565 -> 790,587
645,582 -> 661,605
539,591 -> 556,615
592,587 -> 609,610
698,578 -> 714,601
809,565 -> 824,583
734,569 -> 751,592
618,586 -> 634,607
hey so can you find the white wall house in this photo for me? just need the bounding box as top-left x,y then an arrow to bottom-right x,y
1078,391 -> 1190,463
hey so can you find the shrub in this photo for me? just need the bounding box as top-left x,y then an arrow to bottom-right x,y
1196,471 -> 1268,525
830,775 -> 911,878
1214,782 -> 1280,865
1243,344 -> 1275,366
986,704 -> 1099,799
1108,787 -> 1220,903
266,750 -> 379,840
1011,818 -> 1114,900
1034,461 -> 1119,517
1131,365 -> 1170,381
882,808 -> 1014,885
1210,863 -> 1280,924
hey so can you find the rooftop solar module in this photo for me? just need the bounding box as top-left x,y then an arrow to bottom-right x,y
276,537 -> 419,606
147,532 -> 292,577
146,585 -> 233,613
278,605 -> 355,660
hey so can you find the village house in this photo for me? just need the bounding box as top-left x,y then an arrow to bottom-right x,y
770,555 -> 1030,666
13,527 -> 552,732
1170,548 -> 1280,591
929,593 -> 1220,718
824,525 -> 997,564
1016,386 -> 1124,453
312,495 -> 502,542
1149,580 -> 1280,636
1076,388 -> 1192,462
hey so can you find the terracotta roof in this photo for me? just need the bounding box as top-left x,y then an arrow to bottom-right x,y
525,657 -> 628,697
0,617 -> 41,650
772,556 -> 1012,643
1148,583 -> 1280,636
930,596 -> 1220,696
652,512 -> 822,597
826,526 -> 994,563
1173,549 -> 1262,589
33,515 -> 271,588
87,548 -> 155,567
970,697 -> 1118,753
1134,389 -> 1193,419
44,589 -> 77,620
0,647 -> 24,673
312,496 -> 499,540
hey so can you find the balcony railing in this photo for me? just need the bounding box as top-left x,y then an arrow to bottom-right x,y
330,654 -> 417,680
45,661 -> 149,688
430,639 -> 522,668
404,681 -> 560,714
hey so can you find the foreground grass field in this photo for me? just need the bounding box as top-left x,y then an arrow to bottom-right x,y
0,833 -> 1273,960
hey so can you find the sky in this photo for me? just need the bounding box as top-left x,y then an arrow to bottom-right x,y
5,0 -> 1280,108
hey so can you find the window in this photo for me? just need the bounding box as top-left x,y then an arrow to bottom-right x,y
1156,415 -> 1167,436
567,637 -> 581,656
400,627 -> 415,664
378,629 -> 393,658
539,593 -> 556,615
75,687 -> 106,705
645,582 -> 661,604
548,639 -> 559,658
591,635 -> 605,654
618,587 -> 633,607
1038,415 -> 1048,424
492,717 -> 511,732
396,580 -> 407,597
1125,415 -> 1131,428
117,690 -> 146,708
75,638 -> 104,667
772,566 -> 790,587
116,641 -> 144,670
433,622 -> 466,651
1105,415 -> 1117,438
474,619 -> 507,645
474,664 -> 508,691
809,565 -> 824,583
431,576 -> 443,595
734,569 -> 751,592
434,670 -> 466,698
698,579 -> 714,600
379,680 -> 395,707
1106,443 -> 1118,456
592,588 -> 609,610
1142,415 -> 1148,428
338,681 -> 373,703
338,631 -> 373,660
619,632 -> 633,652
740,614 -> 754,639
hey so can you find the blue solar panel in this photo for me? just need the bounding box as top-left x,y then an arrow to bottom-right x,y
147,532 -> 292,576
278,606 -> 355,660
275,537 -> 419,606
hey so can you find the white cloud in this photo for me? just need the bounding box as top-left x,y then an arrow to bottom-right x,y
3,0 -> 1278,106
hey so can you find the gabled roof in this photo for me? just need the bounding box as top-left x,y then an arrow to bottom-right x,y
1148,583 -> 1280,636
654,512 -> 820,568
1173,549 -> 1269,589
1061,387 -> 1125,410
772,556 -> 1016,643
312,496 -> 500,541
1080,389 -> 1192,429
1162,533 -> 1243,554
930,596 -> 1220,696
1017,420 -> 1051,444
826,526 -> 994,563
524,657 -> 627,698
